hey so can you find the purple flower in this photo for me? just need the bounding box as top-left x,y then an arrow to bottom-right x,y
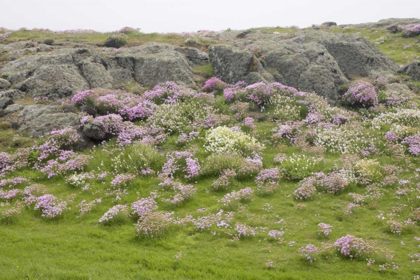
342,82 -> 378,108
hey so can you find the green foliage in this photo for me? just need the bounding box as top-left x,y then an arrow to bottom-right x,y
104,34 -> 128,48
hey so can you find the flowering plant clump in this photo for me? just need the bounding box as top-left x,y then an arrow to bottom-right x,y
205,126 -> 264,156
66,173 -> 94,189
234,223 -> 256,238
342,82 -> 378,108
223,81 -> 247,102
202,77 -> 227,92
161,151 -> 200,179
315,171 -> 350,194
131,197 -> 158,218
219,187 -> 253,207
98,204 -> 129,224
211,169 -> 237,192
334,235 -> 393,260
163,184 -> 197,205
144,82 -> 196,104
255,168 -> 280,195
353,159 -> 383,184
298,244 -> 319,262
371,109 -> 420,129
271,123 -> 302,145
294,177 -> 317,200
135,211 -> 173,237
402,24 -> 420,37
77,198 -> 102,218
314,125 -> 371,154
278,154 -> 323,180
110,173 -> 136,188
118,27 -> 140,34
268,230 -> 284,242
33,194 -> 67,219
318,223 -> 333,236
402,134 -> 420,156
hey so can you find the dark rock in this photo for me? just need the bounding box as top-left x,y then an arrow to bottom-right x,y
43,39 -> 54,45
80,105 -> 97,116
175,47 -> 209,65
321,22 -> 337,27
398,61 -> 420,81
0,97 -> 13,109
237,29 -> 252,38
82,122 -> 107,140
387,25 -> 402,34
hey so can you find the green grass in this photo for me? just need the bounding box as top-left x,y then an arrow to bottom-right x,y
0,126 -> 419,279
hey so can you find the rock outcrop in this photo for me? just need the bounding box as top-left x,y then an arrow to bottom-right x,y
399,61 -> 420,81
208,30 -> 398,104
16,105 -> 79,137
209,45 -> 274,85
1,43 -> 200,99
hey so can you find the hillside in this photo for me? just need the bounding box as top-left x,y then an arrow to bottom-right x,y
0,19 -> 420,279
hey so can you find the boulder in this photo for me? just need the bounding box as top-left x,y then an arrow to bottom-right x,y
292,31 -> 399,77
0,97 -> 13,109
399,61 -> 420,81
103,43 -> 195,87
321,22 -> 337,27
175,47 -> 209,65
262,41 -> 348,103
3,104 -> 23,115
237,29 -> 252,38
209,45 -> 273,84
17,105 -> 79,137
0,78 -> 10,89
15,64 -> 89,99
82,122 -> 107,140
0,89 -> 26,99
1,43 -> 196,98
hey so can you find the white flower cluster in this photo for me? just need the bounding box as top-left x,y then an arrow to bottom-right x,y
314,125 -> 370,154
371,109 -> 420,129
204,126 -> 264,156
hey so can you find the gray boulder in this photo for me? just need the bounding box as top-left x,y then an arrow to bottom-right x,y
175,47 -> 209,65
263,41 -> 348,103
0,97 -> 13,109
17,105 -> 79,137
321,22 -> 337,27
209,44 -> 273,84
292,31 -> 399,77
103,43 -> 195,87
3,104 -> 23,115
0,78 -> 11,89
0,89 -> 26,99
399,61 -> 420,81
237,29 -> 252,38
15,64 -> 89,99
82,122 -> 107,140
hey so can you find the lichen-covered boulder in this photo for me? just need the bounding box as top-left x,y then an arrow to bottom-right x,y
0,78 -> 11,89
209,44 -> 273,84
399,61 -> 420,81
17,105 -> 79,137
103,43 -> 195,87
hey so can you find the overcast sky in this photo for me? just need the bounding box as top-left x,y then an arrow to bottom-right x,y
1,0 -> 419,33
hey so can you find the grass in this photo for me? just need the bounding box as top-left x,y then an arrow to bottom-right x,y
0,122 -> 419,279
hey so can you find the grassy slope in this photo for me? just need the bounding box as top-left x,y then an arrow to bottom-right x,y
0,27 -> 419,280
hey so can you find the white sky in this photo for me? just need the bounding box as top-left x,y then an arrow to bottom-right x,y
1,0 -> 419,33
